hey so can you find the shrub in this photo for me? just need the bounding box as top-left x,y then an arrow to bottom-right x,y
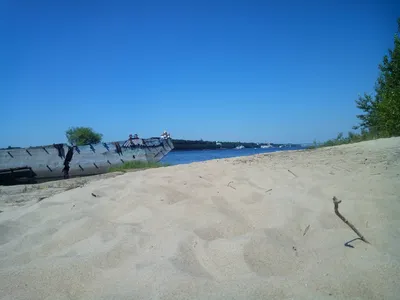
65,126 -> 103,146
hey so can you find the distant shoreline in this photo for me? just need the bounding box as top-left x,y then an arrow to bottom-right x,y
171,139 -> 302,151
1,139 -> 304,151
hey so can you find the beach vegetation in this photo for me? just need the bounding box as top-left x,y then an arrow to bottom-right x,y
354,18 -> 400,137
310,130 -> 378,148
65,126 -> 103,146
314,18 -> 400,148
108,161 -> 170,173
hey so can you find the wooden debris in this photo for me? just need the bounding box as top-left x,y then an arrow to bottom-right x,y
332,196 -> 369,244
227,181 -> 236,190
288,169 -> 297,177
37,197 -> 46,202
303,224 -> 310,236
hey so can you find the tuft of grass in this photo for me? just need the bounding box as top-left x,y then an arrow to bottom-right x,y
306,139 -> 320,149
108,161 -> 170,173
309,130 -> 384,149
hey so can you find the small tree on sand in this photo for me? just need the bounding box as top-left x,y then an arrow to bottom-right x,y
354,18 -> 400,137
65,126 -> 103,146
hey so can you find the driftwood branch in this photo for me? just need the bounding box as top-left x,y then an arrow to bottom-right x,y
227,181 -> 236,190
303,224 -> 310,236
332,196 -> 369,244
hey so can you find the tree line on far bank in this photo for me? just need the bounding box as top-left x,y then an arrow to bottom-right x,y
172,140 -> 278,150
3,127 -> 296,150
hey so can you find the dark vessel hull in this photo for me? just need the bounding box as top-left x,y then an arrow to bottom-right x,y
0,138 -> 174,184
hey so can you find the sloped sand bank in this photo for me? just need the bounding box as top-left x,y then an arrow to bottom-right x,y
1,138 -> 399,299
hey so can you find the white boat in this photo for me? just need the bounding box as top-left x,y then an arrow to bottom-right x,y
260,143 -> 273,148
235,145 -> 245,150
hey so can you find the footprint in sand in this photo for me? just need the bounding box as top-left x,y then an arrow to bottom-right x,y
243,228 -> 301,276
241,191 -> 265,205
169,236 -> 213,278
194,196 -> 254,241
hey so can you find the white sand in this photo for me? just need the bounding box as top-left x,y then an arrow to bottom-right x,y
0,138 -> 399,300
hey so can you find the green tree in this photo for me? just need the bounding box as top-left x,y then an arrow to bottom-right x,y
65,126 -> 103,146
354,18 -> 400,136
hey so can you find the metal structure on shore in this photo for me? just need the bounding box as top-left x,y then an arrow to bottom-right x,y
0,136 -> 174,184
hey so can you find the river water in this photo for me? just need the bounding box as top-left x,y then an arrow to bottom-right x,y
161,146 -> 307,165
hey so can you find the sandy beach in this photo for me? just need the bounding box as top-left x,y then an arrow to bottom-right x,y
0,137 -> 399,300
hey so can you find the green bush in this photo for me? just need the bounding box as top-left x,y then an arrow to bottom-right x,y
314,18 -> 400,148
354,18 -> 400,137
65,126 -> 103,146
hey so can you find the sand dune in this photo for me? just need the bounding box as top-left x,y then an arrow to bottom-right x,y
1,138 -> 399,299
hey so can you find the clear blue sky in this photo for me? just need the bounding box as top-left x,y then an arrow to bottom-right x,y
0,0 -> 398,147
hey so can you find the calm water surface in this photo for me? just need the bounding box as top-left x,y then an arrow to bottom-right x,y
161,146 -> 306,165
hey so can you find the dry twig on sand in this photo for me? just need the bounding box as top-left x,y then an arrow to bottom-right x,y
303,224 -> 310,236
288,169 -> 297,177
332,196 -> 369,244
227,181 -> 236,190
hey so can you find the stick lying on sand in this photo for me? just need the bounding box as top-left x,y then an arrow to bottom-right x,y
332,196 -> 369,244
303,224 -> 310,236
227,181 -> 236,190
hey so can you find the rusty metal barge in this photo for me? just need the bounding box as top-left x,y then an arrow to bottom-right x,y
0,137 -> 174,184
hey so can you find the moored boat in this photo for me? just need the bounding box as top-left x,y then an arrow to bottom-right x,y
260,143 -> 273,149
0,135 -> 174,184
